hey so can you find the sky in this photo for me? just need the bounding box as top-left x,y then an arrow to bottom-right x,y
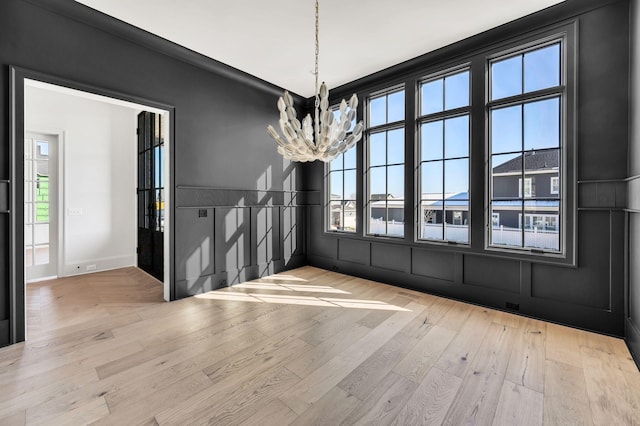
330,42 -> 561,203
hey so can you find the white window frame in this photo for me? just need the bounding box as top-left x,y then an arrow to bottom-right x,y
518,177 -> 533,198
550,176 -> 559,195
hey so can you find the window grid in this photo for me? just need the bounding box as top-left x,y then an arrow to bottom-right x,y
327,151 -> 357,233
418,68 -> 471,244
366,88 -> 405,237
326,107 -> 357,233
489,40 -> 563,253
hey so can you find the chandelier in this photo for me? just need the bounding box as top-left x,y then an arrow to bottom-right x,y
267,0 -> 364,162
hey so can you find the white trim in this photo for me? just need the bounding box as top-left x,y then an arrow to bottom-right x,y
24,129 -> 64,281
550,176 -> 559,194
29,128 -> 65,281
493,169 -> 558,177
518,177 -> 533,198
518,213 -> 559,231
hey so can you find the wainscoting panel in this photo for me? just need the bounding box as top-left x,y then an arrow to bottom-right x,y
629,177 -> 640,211
371,243 -> 410,273
0,214 -> 7,325
338,239 -> 370,265
627,211 -> 640,366
531,210 -> 612,309
0,181 -> 8,212
251,206 -> 281,267
214,207 -> 252,276
463,255 -> 520,294
175,208 -> 214,281
174,187 -> 307,298
411,248 -> 455,282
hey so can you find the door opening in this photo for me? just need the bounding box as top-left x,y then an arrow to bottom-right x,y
24,132 -> 58,282
137,111 -> 165,281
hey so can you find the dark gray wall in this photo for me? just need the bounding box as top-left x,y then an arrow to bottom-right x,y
305,0 -> 631,336
0,0 -> 306,345
628,0 -> 640,364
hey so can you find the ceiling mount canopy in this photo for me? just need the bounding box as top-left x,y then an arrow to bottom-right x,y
267,0 -> 364,163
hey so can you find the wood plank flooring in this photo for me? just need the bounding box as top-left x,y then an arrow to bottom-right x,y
26,267 -> 165,338
1,266 -> 638,425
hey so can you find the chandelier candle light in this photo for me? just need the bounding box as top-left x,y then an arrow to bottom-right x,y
267,0 -> 364,162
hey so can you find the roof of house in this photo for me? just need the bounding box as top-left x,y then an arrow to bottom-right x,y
493,150 -> 559,174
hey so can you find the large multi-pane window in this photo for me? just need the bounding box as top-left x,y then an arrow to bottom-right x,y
418,68 -> 470,243
326,108 -> 357,232
366,88 -> 405,237
489,40 -> 563,252
327,148 -> 357,232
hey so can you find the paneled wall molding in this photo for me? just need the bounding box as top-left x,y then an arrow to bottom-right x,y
0,181 -> 9,212
308,251 -> 623,335
23,0 -> 304,102
577,178 -> 627,209
176,186 -> 319,208
175,203 -> 306,297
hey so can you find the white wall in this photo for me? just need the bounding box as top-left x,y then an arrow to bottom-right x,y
25,86 -> 138,276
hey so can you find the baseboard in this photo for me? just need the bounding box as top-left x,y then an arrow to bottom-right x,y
62,254 -> 136,277
626,317 -> 640,371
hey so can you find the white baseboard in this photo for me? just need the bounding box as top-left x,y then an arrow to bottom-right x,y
62,254 -> 136,277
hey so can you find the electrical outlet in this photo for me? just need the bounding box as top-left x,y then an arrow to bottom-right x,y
86,264 -> 97,271
505,302 -> 520,310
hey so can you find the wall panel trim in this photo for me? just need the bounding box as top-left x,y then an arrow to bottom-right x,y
176,186 -> 317,208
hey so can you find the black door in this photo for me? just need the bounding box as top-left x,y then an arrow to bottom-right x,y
137,111 -> 164,281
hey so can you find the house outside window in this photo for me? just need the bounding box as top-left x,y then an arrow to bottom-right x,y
366,87 -> 405,237
489,39 -> 563,252
418,68 -> 470,243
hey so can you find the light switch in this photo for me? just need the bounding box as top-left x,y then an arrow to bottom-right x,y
68,208 -> 83,216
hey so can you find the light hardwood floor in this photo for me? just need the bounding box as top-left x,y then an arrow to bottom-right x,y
1,266 -> 638,425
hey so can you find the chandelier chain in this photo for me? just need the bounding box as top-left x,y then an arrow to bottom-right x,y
266,0 -> 363,162
314,0 -> 319,109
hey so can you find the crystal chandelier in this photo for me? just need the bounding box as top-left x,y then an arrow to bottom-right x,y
267,0 -> 364,162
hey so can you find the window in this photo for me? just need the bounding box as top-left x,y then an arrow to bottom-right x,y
366,88 -> 405,237
489,40 -> 563,252
326,107 -> 358,233
492,212 -> 500,228
550,176 -> 559,194
327,148 -> 357,232
518,177 -> 533,198
418,68 -> 470,243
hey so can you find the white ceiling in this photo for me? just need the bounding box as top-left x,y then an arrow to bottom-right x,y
73,0 -> 565,98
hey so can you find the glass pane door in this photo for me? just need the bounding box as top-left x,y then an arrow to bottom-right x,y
25,133 -> 57,281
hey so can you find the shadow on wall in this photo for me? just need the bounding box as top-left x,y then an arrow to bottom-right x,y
178,159 -> 303,297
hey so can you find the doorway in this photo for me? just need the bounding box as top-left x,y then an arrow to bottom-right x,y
24,132 -> 59,282
8,69 -> 175,344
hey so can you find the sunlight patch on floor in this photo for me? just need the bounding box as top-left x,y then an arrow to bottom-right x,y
194,291 -> 410,311
233,282 -> 350,294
